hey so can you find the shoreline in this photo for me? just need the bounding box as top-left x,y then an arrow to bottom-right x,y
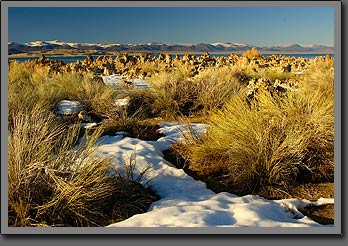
8,51 -> 334,59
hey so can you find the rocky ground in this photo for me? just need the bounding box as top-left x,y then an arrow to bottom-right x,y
10,52 -> 334,103
14,52 -> 331,78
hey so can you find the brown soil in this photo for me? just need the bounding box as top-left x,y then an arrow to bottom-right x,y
288,183 -> 334,201
102,119 -> 163,141
288,183 -> 334,225
299,204 -> 334,225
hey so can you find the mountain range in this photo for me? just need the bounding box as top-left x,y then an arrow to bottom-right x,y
8,40 -> 334,55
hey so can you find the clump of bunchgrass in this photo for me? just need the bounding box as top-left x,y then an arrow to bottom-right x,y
138,60 -> 168,76
8,105 -> 158,227
175,64 -> 334,198
35,72 -> 120,119
147,70 -> 199,119
146,66 -> 250,118
8,61 -> 120,125
192,66 -> 247,113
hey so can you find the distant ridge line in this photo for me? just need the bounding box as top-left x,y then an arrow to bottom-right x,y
8,40 -> 334,55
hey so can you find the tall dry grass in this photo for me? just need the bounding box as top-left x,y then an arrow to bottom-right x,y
145,66 -> 249,119
8,61 -> 119,121
193,66 -> 247,112
45,73 -> 119,119
8,105 -> 158,226
175,59 -> 334,198
138,60 -> 168,76
147,70 -> 198,118
8,61 -> 159,227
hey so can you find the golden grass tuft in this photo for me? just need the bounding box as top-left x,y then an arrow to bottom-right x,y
8,61 -> 120,123
8,105 -> 158,226
147,70 -> 198,118
8,61 -> 159,227
175,59 -> 334,198
145,66 -> 249,118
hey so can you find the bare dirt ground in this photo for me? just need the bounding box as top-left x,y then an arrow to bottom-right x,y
289,183 -> 334,225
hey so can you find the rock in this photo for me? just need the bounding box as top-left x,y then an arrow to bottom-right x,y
165,54 -> 172,63
158,53 -> 165,61
182,53 -> 192,62
37,54 -> 48,64
85,54 -> 94,63
256,78 -> 271,89
282,64 -> 292,72
275,85 -> 287,92
237,56 -> 249,66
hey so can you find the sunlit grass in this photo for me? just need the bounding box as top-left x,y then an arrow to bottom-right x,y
175,59 -> 334,198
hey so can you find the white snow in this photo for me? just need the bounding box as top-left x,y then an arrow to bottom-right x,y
77,42 -> 121,48
25,40 -> 67,46
66,42 -> 80,48
92,122 -> 334,227
101,74 -> 123,86
80,122 -> 98,129
211,42 -> 248,47
233,42 -> 248,46
115,97 -> 130,107
313,197 -> 335,206
130,78 -> 149,89
46,40 -> 66,46
24,40 -> 121,49
25,41 -> 48,47
170,43 -> 193,47
101,74 -> 149,89
97,43 -> 121,48
55,100 -> 82,115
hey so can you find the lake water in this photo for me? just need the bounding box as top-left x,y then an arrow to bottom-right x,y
8,53 -> 333,64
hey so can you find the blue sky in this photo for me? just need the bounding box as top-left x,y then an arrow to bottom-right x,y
8,7 -> 334,46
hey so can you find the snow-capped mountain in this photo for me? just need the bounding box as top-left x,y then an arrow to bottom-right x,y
211,42 -> 249,47
25,41 -> 49,47
8,40 -> 334,55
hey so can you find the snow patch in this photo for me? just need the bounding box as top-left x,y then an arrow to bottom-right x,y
115,97 -> 130,107
80,122 -> 98,129
101,74 -> 149,89
211,42 -> 248,47
55,100 -> 82,115
93,123 -> 333,227
25,41 -> 48,47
